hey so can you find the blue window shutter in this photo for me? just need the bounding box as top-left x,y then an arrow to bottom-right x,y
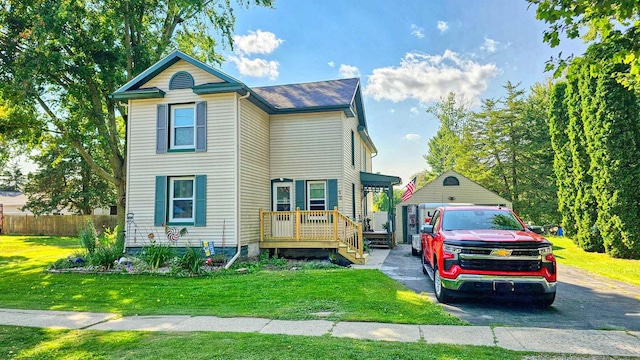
154,176 -> 167,226
351,130 -> 355,166
156,104 -> 167,154
328,179 -> 338,210
195,101 -> 207,152
295,180 -> 306,210
195,175 -> 207,226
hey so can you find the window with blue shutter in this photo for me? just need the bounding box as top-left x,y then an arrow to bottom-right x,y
156,105 -> 168,154
154,176 -> 167,226
351,130 -> 355,167
155,175 -> 206,226
195,101 -> 207,152
195,175 -> 206,226
295,180 -> 306,210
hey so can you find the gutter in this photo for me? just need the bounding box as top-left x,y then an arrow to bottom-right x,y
225,91 -> 251,269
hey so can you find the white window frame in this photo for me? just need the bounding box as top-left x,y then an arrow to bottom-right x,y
169,176 -> 195,223
170,104 -> 195,150
307,181 -> 327,211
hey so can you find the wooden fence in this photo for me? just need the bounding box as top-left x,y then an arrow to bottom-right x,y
0,214 -> 118,236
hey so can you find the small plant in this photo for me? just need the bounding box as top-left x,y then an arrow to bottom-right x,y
381,222 -> 389,231
87,225 -> 123,269
78,220 -> 98,254
141,243 -> 175,270
178,246 -> 205,274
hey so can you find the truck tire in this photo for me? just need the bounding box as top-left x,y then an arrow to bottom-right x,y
412,246 -> 418,256
434,263 -> 454,303
535,292 -> 556,308
421,252 -> 428,274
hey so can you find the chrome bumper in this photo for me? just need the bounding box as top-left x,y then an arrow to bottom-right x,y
440,274 -> 557,293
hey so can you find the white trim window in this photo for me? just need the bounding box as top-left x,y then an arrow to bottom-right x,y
307,181 -> 327,211
171,104 -> 195,149
169,177 -> 195,222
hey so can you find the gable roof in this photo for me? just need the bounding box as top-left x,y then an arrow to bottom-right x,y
111,50 -> 376,152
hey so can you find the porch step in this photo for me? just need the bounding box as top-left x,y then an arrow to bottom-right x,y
337,246 -> 368,265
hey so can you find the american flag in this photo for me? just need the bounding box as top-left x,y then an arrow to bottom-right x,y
401,177 -> 417,202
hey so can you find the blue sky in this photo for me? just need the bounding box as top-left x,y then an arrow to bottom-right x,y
218,0 -> 587,186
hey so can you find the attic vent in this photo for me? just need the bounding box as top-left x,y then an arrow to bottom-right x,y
443,176 -> 460,186
169,71 -> 194,90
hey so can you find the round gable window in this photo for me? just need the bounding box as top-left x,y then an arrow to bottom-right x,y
443,176 -> 460,186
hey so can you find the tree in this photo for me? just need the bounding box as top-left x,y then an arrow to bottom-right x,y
0,161 -> 24,191
565,64 -> 602,252
0,0 -> 273,241
22,140 -> 115,215
424,93 -> 473,174
549,82 -> 575,235
373,190 -> 403,212
585,62 -> 640,258
527,0 -> 640,91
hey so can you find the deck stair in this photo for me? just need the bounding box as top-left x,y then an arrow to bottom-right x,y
260,207 -> 368,264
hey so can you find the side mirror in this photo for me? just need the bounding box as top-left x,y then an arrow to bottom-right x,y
421,224 -> 434,234
528,225 -> 544,234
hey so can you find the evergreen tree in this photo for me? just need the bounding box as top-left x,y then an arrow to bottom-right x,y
586,63 -> 640,258
566,65 -> 602,252
548,82 -> 575,235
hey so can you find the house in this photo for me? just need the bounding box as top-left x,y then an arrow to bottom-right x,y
112,50 -> 400,264
0,191 -> 31,215
395,170 -> 512,244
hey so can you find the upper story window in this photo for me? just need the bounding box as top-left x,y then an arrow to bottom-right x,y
351,130 -> 355,167
308,181 -> 327,211
170,104 -> 195,150
443,176 -> 460,186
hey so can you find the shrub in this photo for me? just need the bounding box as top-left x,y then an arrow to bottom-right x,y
78,220 -> 98,254
178,246 -> 205,274
88,225 -> 123,269
140,244 -> 175,270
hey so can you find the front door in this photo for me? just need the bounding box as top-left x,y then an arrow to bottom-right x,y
272,182 -> 293,238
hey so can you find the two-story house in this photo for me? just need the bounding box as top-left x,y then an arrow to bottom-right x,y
112,50 -> 400,265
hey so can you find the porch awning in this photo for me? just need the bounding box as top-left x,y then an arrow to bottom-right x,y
360,172 -> 402,191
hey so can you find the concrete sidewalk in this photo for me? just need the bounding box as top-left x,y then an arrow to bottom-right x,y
1,308 -> 639,357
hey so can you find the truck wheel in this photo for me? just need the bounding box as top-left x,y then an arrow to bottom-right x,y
421,252 -> 428,274
434,264 -> 454,303
536,292 -> 556,308
412,247 -> 418,256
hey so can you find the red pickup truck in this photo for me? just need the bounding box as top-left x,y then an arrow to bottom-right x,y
420,206 -> 557,307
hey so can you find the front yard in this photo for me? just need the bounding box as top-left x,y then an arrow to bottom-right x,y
0,235 -> 461,325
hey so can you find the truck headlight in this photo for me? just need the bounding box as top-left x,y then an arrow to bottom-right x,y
443,244 -> 462,254
538,246 -> 553,256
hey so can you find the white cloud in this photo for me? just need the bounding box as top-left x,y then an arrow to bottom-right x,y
229,56 -> 279,80
481,38 -> 500,53
328,61 -> 335,67
390,109 -> 395,113
437,21 -> 449,33
233,30 -> 283,56
339,64 -> 360,78
363,50 -> 499,103
405,133 -> 421,141
410,107 -> 419,116
411,24 -> 425,39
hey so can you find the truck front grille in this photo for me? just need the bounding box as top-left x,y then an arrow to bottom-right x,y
459,258 -> 542,272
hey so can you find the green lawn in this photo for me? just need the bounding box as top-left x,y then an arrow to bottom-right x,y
549,235 -> 640,287
0,235 -> 461,325
0,325 -> 527,360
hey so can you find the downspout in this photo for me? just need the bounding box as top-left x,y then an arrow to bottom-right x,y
225,91 -> 251,269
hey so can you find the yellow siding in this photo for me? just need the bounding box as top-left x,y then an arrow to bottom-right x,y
270,112 -> 343,180
342,115 -> 363,221
394,170 -> 512,242
141,60 -> 225,90
239,98 -> 270,250
125,90 -> 238,248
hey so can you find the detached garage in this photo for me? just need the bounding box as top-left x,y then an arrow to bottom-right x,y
395,170 -> 512,244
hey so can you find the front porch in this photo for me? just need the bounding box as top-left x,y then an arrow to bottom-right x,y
259,207 -> 368,264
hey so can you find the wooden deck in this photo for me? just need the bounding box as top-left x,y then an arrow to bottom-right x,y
363,231 -> 395,248
259,208 -> 368,264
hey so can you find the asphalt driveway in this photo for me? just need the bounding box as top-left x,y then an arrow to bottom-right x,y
380,244 -> 640,330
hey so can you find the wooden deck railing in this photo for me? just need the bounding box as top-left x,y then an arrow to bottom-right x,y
260,207 -> 363,257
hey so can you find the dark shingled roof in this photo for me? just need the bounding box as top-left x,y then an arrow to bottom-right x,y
252,78 -> 360,110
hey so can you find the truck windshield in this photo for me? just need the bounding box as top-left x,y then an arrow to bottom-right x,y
441,209 -> 524,231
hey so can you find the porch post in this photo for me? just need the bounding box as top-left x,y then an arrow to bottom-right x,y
333,206 -> 339,241
295,207 -> 301,241
259,208 -> 264,241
